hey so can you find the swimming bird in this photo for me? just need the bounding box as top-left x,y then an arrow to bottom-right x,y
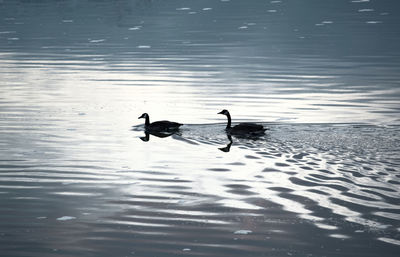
217,109 -> 266,135
138,113 -> 183,132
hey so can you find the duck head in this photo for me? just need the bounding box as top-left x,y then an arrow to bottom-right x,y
218,109 -> 230,116
218,109 -> 232,129
138,113 -> 149,119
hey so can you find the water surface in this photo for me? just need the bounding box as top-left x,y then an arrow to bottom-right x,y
1,0 -> 400,256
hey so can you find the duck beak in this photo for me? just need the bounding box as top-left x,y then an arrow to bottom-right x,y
138,115 -> 143,119
217,111 -> 223,115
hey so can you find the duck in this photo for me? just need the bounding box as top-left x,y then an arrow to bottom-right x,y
218,109 -> 266,135
138,113 -> 183,132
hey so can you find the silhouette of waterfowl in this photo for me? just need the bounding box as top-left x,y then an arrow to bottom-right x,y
138,113 -> 183,132
218,109 -> 266,136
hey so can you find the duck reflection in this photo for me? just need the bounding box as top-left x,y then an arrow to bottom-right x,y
140,131 -> 180,142
218,131 -> 267,152
218,134 -> 233,152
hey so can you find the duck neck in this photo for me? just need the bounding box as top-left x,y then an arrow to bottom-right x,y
144,116 -> 150,126
225,113 -> 232,129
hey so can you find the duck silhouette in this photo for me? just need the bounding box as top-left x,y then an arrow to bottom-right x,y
138,113 -> 183,132
218,109 -> 266,136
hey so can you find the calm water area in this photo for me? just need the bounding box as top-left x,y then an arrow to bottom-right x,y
1,0 -> 400,256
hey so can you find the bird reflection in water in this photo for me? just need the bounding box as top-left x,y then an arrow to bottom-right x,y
219,134 -> 233,152
140,131 -> 180,142
218,131 -> 267,152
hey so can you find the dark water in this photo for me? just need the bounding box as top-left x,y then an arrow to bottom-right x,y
1,0 -> 400,256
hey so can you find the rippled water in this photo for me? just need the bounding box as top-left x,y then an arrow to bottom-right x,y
1,0 -> 400,256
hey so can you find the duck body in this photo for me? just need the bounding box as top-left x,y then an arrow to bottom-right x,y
218,109 -> 266,135
138,113 -> 183,132
229,123 -> 265,134
145,120 -> 183,131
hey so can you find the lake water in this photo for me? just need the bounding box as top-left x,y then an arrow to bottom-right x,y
1,0 -> 400,256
